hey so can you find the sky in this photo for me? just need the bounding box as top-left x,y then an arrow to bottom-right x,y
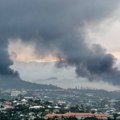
1,0 -> 120,90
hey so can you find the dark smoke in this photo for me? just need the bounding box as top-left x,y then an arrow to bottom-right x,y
0,37 -> 20,78
0,0 -> 120,85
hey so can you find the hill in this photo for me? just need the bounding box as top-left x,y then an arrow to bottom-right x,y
0,78 -> 60,89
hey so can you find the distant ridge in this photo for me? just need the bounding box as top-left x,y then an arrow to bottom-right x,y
0,78 -> 60,89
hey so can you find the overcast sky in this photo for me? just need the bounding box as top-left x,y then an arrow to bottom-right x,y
1,0 -> 120,90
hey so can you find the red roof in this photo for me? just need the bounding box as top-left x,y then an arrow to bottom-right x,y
45,112 -> 108,118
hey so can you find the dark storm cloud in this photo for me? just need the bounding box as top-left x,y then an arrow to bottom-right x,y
0,0 -> 120,85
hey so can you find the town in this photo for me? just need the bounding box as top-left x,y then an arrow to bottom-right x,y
0,88 -> 120,120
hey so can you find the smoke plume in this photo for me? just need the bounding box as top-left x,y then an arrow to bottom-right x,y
0,0 -> 120,85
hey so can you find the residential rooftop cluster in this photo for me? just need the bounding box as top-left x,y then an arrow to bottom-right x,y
0,88 -> 120,120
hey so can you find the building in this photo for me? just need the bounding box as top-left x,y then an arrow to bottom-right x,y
45,112 -> 108,120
